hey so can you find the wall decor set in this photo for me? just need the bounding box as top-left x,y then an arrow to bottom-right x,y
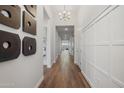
0,5 -> 37,62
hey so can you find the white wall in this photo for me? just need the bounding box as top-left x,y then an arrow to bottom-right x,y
43,6 -> 62,68
75,5 -> 124,87
55,31 -> 61,59
0,5 -> 44,87
43,6 -> 55,68
54,28 -> 62,62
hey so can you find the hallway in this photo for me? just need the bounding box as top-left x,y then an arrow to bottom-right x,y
0,5 -> 124,88
40,50 -> 90,88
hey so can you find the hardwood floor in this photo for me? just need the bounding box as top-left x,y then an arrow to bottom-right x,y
40,50 -> 90,88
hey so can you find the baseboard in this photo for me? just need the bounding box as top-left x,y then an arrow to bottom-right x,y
34,76 -> 44,88
81,71 -> 94,88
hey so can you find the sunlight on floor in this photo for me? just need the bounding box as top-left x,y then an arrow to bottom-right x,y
60,50 -> 70,72
61,50 -> 70,62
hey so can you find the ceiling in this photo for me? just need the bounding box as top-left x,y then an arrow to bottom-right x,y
56,25 -> 74,40
49,5 -> 80,25
50,5 -> 79,13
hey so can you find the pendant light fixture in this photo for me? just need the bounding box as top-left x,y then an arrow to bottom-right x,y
58,5 -> 71,21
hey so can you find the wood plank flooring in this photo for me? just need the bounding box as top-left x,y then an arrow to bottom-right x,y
40,50 -> 90,88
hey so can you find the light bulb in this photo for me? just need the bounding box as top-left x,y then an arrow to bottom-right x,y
58,12 -> 62,16
67,12 -> 71,15
63,10 -> 66,14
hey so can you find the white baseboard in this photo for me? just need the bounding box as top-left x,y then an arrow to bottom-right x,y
81,71 -> 94,88
34,76 -> 44,88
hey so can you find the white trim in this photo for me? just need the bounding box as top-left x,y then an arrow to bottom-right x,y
111,76 -> 124,88
77,5 -> 111,32
82,5 -> 111,31
81,70 -> 94,88
82,60 -> 124,88
77,6 -> 119,32
86,60 -> 109,77
112,40 -> 124,46
34,76 -> 44,88
82,5 -> 119,32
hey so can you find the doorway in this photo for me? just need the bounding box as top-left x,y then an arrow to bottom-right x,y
56,25 -> 74,56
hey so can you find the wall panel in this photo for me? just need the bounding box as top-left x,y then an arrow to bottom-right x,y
78,5 -> 124,87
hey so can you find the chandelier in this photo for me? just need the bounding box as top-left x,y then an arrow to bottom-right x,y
58,6 -> 71,21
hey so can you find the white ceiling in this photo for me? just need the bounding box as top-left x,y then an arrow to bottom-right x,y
50,5 -> 79,13
49,5 -> 80,25
56,25 -> 74,40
